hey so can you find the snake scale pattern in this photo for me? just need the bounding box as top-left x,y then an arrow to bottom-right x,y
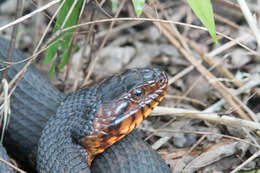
0,37 -> 171,173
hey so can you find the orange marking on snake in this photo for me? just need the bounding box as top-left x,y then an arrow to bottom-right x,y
79,69 -> 168,165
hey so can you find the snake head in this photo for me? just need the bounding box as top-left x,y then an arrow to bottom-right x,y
79,68 -> 168,165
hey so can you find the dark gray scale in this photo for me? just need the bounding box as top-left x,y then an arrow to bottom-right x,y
0,143 -> 15,173
0,37 -> 171,173
37,87 -> 102,173
0,37 -> 64,171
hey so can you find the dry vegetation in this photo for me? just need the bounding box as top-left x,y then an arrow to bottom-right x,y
0,0 -> 260,172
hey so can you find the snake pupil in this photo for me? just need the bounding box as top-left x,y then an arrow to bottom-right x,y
133,88 -> 144,97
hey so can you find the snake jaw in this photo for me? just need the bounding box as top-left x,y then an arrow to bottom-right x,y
79,68 -> 168,166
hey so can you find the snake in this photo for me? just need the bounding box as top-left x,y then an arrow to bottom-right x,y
0,37 -> 171,173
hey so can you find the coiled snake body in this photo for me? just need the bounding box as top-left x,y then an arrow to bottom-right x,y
0,37 -> 171,173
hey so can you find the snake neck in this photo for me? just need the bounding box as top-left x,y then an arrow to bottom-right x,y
37,115 -> 90,173
37,88 -> 100,173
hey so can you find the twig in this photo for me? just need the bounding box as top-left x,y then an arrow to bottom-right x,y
64,0 -> 88,92
242,127 -> 259,148
0,79 -> 10,142
151,106 -> 260,131
72,10 -> 96,91
0,0 -> 61,32
214,14 -> 240,30
143,6 -> 250,121
1,0 -> 23,80
60,0 -> 80,29
151,136 -> 171,150
81,0 -> 127,86
208,34 -> 252,57
93,0 -> 112,18
165,95 -> 207,107
151,0 -> 244,107
8,37 -> 61,88
6,0 -> 66,90
230,150 -> 260,173
203,34 -> 251,88
156,2 -> 244,88
213,0 -> 241,11
205,74 -> 260,114
33,0 -> 66,54
2,14 -> 259,93
168,65 -> 195,85
140,128 -> 260,149
0,0 -> 65,99
0,157 -> 27,173
96,21 -> 143,39
238,0 -> 260,47
61,18 -> 259,56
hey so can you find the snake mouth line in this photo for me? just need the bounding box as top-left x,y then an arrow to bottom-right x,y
79,68 -> 168,165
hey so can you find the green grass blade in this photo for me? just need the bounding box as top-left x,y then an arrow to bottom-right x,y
132,0 -> 146,17
187,0 -> 218,44
44,0 -> 83,76
44,40 -> 59,64
112,0 -> 118,13
48,58 -> 57,77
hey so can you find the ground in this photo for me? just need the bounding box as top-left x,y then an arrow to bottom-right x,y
0,0 -> 260,172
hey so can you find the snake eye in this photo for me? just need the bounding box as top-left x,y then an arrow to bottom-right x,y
132,88 -> 145,99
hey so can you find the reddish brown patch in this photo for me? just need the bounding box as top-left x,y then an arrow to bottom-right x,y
79,75 -> 168,165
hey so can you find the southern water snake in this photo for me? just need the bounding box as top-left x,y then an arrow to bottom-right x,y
0,37 -> 171,173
